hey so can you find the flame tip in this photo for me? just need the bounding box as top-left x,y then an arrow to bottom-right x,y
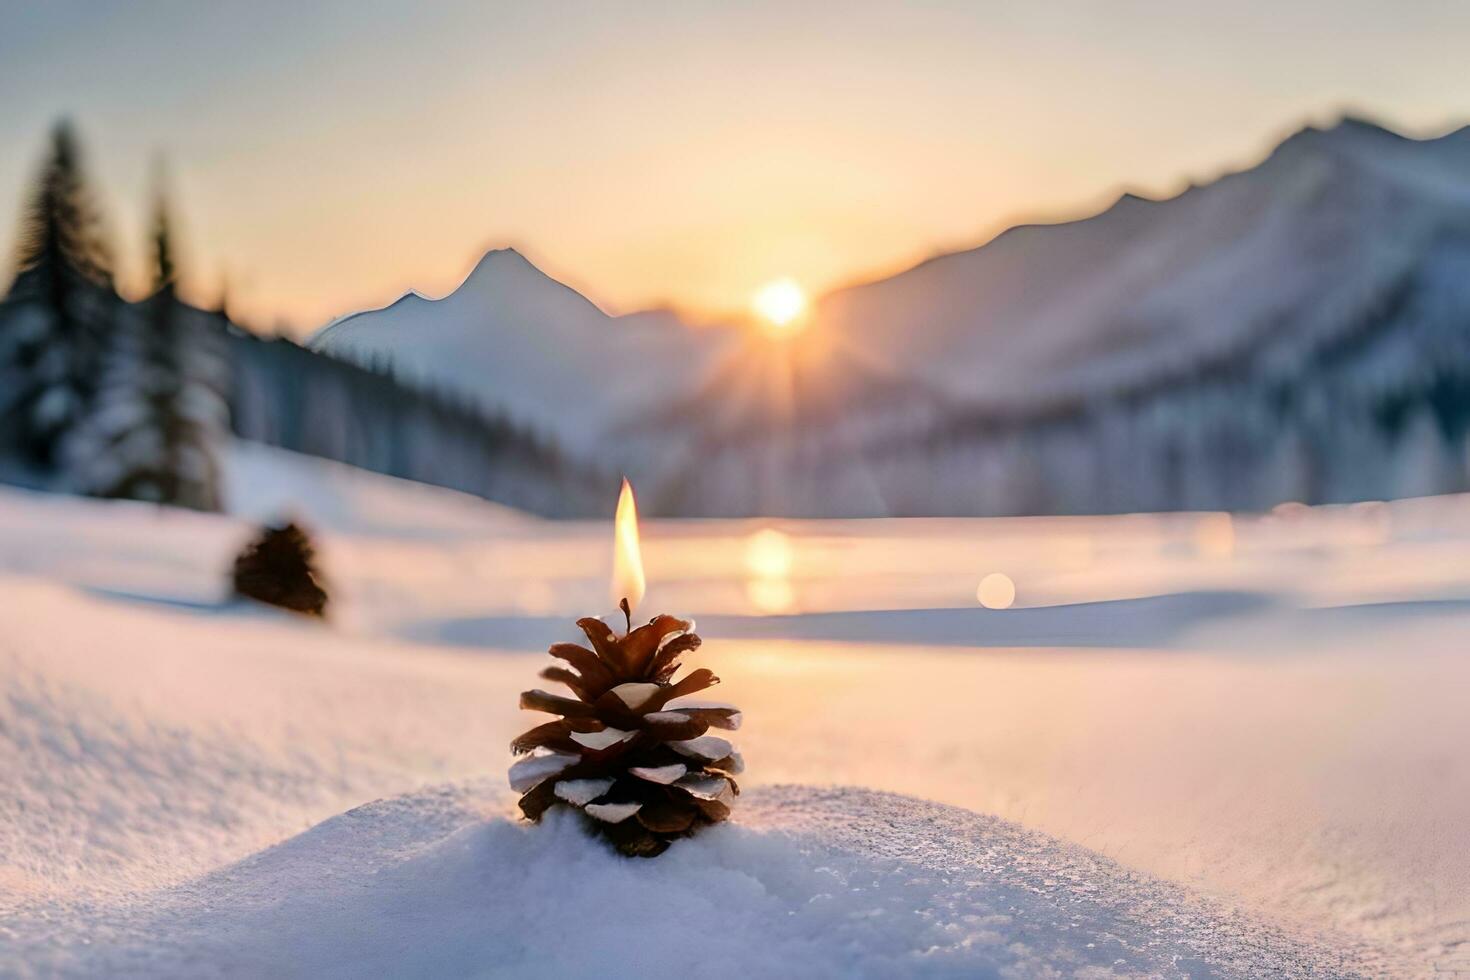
611,479 -> 646,615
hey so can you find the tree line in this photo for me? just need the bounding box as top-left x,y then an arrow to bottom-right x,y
0,121 -> 225,509
0,122 -> 604,517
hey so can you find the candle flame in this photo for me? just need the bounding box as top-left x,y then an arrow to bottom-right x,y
612,478 -> 646,615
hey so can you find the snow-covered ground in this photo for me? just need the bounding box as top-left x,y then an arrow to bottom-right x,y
3,442 -> 1468,976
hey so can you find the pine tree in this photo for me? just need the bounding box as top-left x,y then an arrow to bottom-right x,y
1,120 -> 114,470
66,179 -> 226,509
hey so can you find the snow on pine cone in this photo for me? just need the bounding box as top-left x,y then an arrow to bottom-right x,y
509,613 -> 742,857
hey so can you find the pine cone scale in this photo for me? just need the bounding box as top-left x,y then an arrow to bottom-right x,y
619,614 -> 692,674
538,666 -> 591,700
509,719 -> 581,755
520,689 -> 597,717
667,705 -> 741,731
647,668 -> 719,711
639,713 -> 709,741
547,643 -> 615,692
575,618 -> 623,665
649,633 -> 701,680
636,797 -> 698,834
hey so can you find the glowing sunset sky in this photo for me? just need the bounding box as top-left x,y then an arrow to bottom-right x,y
2,1 -> 1468,333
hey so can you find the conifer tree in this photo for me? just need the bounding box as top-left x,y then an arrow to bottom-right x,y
0,120 -> 114,469
67,179 -> 226,510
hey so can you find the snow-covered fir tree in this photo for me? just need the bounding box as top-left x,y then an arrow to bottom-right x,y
0,121 -> 114,473
65,187 -> 227,510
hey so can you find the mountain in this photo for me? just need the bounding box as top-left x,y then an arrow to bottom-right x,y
310,249 -> 736,454
813,116 -> 1470,410
650,117 -> 1470,515
309,116 -> 1470,516
310,248 -> 952,513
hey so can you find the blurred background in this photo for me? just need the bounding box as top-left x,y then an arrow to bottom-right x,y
5,2 -> 1470,520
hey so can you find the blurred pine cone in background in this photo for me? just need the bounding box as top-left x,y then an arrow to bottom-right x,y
231,522 -> 329,617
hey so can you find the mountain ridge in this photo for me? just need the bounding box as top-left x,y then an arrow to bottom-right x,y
309,246 -> 737,455
308,112 -> 1470,515
314,247 -> 700,347
810,113 -> 1470,408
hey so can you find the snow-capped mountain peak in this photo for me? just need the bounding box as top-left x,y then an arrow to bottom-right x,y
812,116 -> 1470,407
310,248 -> 735,453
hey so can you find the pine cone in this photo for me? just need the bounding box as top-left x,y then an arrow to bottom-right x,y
232,522 -> 329,617
509,613 -> 742,857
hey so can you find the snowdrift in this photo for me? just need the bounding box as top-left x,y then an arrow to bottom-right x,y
23,785 -> 1351,979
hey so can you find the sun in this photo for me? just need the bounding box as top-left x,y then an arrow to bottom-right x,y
751,278 -> 808,336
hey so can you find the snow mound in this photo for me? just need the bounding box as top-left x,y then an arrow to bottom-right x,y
31,784 -> 1354,979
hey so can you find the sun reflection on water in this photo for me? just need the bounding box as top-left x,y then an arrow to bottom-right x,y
744,528 -> 794,578
744,527 -> 796,613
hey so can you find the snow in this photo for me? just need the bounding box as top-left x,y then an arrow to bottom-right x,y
5,786 -> 1357,979
4,453 -> 1470,974
608,681 -> 660,709
568,727 -> 635,751
673,774 -> 734,803
553,777 -> 615,805
583,801 -> 643,824
508,752 -> 578,793
671,735 -> 735,762
629,764 -> 687,784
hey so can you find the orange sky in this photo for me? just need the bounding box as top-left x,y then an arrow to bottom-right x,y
3,3 -> 1469,334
